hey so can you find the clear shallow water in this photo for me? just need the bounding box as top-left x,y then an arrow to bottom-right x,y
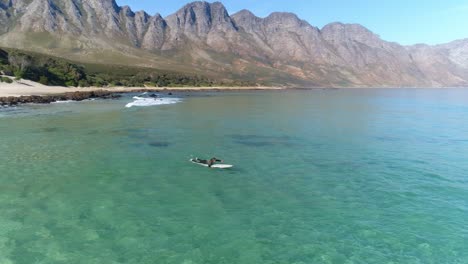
0,89 -> 467,264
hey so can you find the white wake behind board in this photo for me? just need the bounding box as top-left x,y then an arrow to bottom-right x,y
190,159 -> 233,169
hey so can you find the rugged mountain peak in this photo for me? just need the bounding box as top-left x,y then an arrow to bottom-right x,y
263,11 -> 317,37
82,0 -> 120,12
164,0 -> 236,48
120,5 -> 134,17
132,10 -> 150,43
168,1 -> 234,28
148,13 -> 165,26
133,10 -> 150,29
266,12 -> 299,20
135,10 -> 149,20
321,22 -> 380,45
438,38 -> 468,48
178,1 -> 208,9
165,1 -> 211,38
436,38 -> 468,68
232,9 -> 257,19
265,12 -> 305,25
142,13 -> 166,50
209,1 -> 232,25
322,22 -> 373,34
170,1 -> 211,21
231,9 -> 262,32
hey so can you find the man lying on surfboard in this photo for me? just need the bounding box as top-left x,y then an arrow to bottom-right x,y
193,157 -> 223,168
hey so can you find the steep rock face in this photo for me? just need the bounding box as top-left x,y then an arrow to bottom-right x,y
230,9 -> 272,58
232,11 -> 333,62
7,0 -> 32,14
79,0 -> 122,35
0,0 -> 20,34
407,44 -> 468,86
0,0 -> 10,11
231,10 -> 262,35
13,0 -> 120,35
133,11 -> 150,45
437,39 -> 468,69
119,5 -> 139,45
0,2 -> 8,32
321,22 -> 429,86
13,0 -> 150,42
19,0 -> 68,33
59,0 -> 84,31
262,13 -> 322,61
0,8 -> 7,24
164,1 -> 237,51
204,2 -> 238,51
142,14 -> 166,50
321,22 -> 404,68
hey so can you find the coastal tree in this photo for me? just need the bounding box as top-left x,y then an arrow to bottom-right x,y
8,52 -> 33,72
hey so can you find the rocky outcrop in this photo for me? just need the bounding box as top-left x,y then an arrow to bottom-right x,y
0,91 -> 121,106
0,0 -> 467,87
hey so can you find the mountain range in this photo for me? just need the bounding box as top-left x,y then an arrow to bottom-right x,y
1,0 -> 467,87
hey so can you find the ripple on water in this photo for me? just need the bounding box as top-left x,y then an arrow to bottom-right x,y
230,134 -> 300,147
148,142 -> 171,148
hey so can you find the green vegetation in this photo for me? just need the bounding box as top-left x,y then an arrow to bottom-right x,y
0,49 -> 7,65
0,49 -> 13,83
0,77 -> 13,83
0,47 -> 256,87
81,63 -> 218,88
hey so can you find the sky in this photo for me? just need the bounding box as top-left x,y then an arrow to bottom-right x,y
116,0 -> 468,45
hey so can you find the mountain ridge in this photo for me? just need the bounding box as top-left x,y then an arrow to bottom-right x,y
0,0 -> 467,87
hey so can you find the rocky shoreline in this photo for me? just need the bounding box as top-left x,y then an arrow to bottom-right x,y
0,87 -> 285,106
0,90 -> 122,106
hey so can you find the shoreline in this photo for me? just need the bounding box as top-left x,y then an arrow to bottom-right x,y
0,87 -> 284,106
0,78 -> 284,96
2,78 -> 467,106
0,78 -> 285,106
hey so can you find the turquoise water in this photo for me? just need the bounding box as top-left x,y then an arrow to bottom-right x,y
0,89 -> 467,264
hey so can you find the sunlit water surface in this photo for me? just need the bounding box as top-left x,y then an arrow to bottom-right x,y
0,89 -> 467,263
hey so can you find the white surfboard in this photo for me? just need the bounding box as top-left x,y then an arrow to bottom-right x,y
190,159 -> 233,169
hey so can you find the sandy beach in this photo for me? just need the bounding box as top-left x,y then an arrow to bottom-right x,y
0,77 -> 283,97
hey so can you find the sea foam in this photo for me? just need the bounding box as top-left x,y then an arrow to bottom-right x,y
52,100 -> 75,104
125,97 -> 182,108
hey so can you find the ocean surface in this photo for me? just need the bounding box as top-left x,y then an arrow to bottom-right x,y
0,89 -> 467,264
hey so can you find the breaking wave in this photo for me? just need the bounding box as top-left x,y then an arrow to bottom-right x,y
125,97 -> 182,108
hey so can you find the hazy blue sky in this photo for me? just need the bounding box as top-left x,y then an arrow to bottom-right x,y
116,0 -> 467,45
